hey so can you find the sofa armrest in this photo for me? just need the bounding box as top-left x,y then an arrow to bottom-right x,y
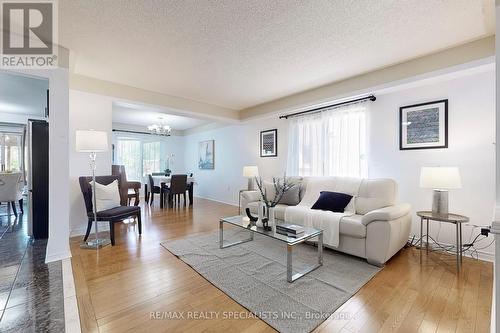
361,203 -> 411,225
240,190 -> 261,210
241,190 -> 260,202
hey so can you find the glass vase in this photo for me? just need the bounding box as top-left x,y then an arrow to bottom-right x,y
257,201 -> 265,227
268,206 -> 275,228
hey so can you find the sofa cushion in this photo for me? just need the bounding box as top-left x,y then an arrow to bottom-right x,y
278,184 -> 301,205
356,179 -> 396,215
311,191 -> 353,213
260,178 -> 303,206
339,214 -> 366,238
92,205 -> 140,219
300,177 -> 361,206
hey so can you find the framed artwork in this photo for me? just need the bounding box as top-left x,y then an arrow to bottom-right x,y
198,140 -> 214,169
260,129 -> 277,157
399,99 -> 448,150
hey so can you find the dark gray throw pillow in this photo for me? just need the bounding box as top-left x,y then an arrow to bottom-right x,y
311,191 -> 353,213
278,184 -> 301,206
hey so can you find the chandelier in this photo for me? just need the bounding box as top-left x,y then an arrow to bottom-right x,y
147,118 -> 171,136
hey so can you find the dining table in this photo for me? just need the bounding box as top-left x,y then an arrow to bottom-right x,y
145,175 -> 195,208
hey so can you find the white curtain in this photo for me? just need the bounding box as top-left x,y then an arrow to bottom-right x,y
286,103 -> 367,177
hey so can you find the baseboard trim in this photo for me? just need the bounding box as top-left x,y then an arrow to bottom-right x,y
70,222 -> 110,237
45,250 -> 72,263
194,195 -> 238,207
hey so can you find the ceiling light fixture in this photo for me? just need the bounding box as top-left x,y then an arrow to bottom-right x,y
147,117 -> 171,136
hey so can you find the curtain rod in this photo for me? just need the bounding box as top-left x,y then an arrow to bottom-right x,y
112,129 -> 171,136
279,94 -> 376,119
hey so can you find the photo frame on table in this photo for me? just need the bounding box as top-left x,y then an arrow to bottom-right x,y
198,140 -> 214,169
260,129 -> 277,157
399,99 -> 448,150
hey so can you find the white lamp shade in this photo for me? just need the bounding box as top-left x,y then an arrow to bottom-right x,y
243,166 -> 259,178
75,130 -> 109,153
420,167 -> 462,189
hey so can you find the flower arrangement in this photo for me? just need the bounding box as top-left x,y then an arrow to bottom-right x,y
254,175 -> 295,230
255,175 -> 295,208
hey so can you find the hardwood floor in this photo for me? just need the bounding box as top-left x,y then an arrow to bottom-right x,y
70,198 -> 492,333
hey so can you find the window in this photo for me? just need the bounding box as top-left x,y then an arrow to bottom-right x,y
286,103 -> 367,177
115,136 -> 162,182
116,139 -> 141,181
0,133 -> 23,172
142,142 -> 160,177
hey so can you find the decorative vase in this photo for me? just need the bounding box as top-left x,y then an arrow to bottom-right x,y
257,201 -> 265,227
267,206 -> 275,228
261,204 -> 273,231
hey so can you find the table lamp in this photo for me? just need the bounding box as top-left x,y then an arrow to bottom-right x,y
243,166 -> 259,190
76,129 -> 110,249
420,166 -> 462,215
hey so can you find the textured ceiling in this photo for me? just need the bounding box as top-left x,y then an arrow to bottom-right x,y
113,102 -> 210,130
60,0 -> 494,110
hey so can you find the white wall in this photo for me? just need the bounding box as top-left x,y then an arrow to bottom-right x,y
3,68 -> 71,263
184,69 -> 496,258
183,118 -> 288,205
69,90 -> 113,236
111,125 -> 186,178
369,70 -> 495,257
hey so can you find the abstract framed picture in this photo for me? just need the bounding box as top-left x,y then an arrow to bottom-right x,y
399,99 -> 448,150
198,140 -> 214,169
260,129 -> 277,157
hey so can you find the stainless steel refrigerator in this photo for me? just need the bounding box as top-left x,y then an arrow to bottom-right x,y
26,119 -> 49,239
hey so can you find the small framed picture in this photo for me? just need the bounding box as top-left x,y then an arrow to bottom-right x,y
260,129 -> 277,157
198,140 -> 214,169
399,99 -> 448,150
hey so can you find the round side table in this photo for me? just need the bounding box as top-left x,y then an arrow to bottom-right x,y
416,211 -> 469,271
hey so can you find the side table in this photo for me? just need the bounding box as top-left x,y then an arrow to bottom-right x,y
416,211 -> 469,271
238,189 -> 247,215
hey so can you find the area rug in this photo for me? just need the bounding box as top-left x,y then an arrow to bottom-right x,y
161,229 -> 381,333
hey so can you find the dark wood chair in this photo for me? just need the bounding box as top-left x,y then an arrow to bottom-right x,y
79,175 -> 141,246
112,165 -> 141,206
163,174 -> 187,207
186,173 -> 193,203
148,174 -> 165,205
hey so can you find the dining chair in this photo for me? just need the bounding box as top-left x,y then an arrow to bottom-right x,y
148,174 -> 164,205
186,173 -> 193,201
163,174 -> 187,207
79,175 -> 141,246
0,173 -> 24,217
112,165 -> 141,206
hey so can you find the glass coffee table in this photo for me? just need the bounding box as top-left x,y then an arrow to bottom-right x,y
219,215 -> 323,283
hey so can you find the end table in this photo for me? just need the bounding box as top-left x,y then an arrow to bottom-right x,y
416,211 -> 469,271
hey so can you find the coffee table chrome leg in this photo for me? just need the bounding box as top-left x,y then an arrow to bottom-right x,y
318,233 -> 323,265
287,244 -> 293,282
219,220 -> 254,249
287,232 -> 323,283
219,220 -> 223,249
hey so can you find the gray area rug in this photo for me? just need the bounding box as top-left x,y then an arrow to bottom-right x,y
161,229 -> 381,333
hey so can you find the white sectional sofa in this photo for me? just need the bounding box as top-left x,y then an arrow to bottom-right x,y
241,177 -> 411,266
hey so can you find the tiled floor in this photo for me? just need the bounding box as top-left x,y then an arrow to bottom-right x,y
0,203 -> 65,332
